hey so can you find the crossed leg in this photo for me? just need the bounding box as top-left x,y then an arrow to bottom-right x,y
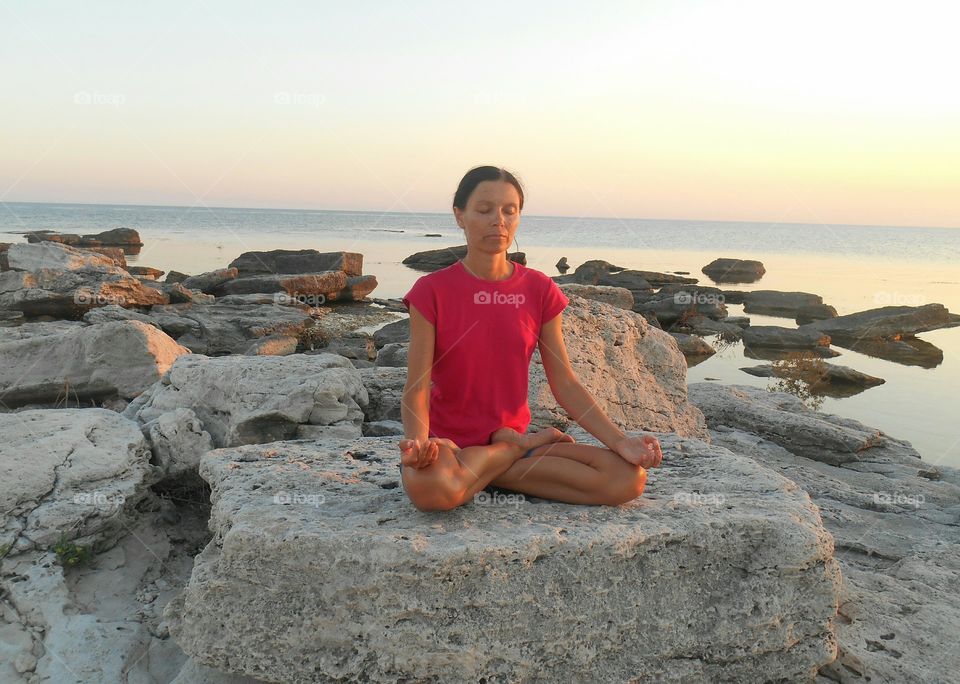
401,439 -> 647,511
489,442 -> 648,506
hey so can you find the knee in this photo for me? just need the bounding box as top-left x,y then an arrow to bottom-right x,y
402,448 -> 466,512
603,465 -> 648,506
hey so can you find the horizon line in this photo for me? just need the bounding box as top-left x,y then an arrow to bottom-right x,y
2,198 -> 958,232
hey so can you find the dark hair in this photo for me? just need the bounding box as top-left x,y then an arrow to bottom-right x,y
452,166 -> 524,211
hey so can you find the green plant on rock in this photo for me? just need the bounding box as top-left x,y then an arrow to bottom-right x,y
51,536 -> 92,567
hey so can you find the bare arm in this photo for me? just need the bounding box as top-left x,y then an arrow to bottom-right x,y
401,304 -> 435,443
537,313 -> 627,449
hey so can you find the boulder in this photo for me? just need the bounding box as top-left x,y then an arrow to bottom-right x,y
689,384 -> 960,682
164,430 -> 841,683
372,318 -> 409,348
701,258 -> 765,283
147,302 -> 317,356
374,342 -> 408,367
740,362 -> 885,393
835,336 -> 943,368
528,295 -> 708,439
669,332 -> 716,357
795,303 -> 838,325
211,271 -> 347,299
356,366 -> 406,422
25,227 -> 143,247
6,241 -> 127,275
741,325 -> 832,349
229,250 -> 364,277
571,260 -> 696,287
402,244 -> 526,271
82,304 -> 159,327
558,283 -> 634,310
124,353 -> 368,449
632,287 -> 728,326
0,320 -> 190,408
555,256 -> 569,272
179,267 -> 238,293
0,408 -> 154,554
687,383 -> 887,465
742,290 -> 823,317
140,407 -> 214,480
128,265 -> 164,279
798,304 -> 956,343
674,314 -> 745,339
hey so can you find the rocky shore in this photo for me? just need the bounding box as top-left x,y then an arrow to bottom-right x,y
1,237 -> 958,682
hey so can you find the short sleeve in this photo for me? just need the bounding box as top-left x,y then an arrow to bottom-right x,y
402,276 -> 437,325
541,278 -> 569,324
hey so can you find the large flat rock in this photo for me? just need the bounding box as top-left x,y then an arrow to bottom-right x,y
165,431 -> 841,683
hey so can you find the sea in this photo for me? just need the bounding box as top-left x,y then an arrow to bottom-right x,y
3,201 -> 959,468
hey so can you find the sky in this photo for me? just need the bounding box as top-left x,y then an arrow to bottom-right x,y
1,0 -> 959,228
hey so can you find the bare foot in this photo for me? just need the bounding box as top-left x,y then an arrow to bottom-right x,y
491,426 -> 575,451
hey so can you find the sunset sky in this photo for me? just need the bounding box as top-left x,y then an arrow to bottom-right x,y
2,0 -> 958,227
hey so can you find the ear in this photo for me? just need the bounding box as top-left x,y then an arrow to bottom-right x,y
453,206 -> 464,228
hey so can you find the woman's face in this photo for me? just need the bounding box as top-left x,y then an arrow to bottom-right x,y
454,180 -> 521,255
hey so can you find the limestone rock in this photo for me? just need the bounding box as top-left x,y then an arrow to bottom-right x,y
141,407 -> 215,480
0,408 -> 155,553
372,318 -> 409,348
164,431 -> 841,683
374,342 -> 408,367
25,227 -> 143,247
689,385 -> 960,683
229,250 -> 364,277
148,302 -> 317,355
6,241 -> 128,275
180,267 -> 239,293
0,320 -> 190,407
558,282 -> 634,310
125,353 -> 368,448
528,295 -> 708,439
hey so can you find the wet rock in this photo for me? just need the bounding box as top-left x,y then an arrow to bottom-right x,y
701,258 -> 765,283
743,290 -> 824,318
799,304 -> 956,343
741,325 -> 832,350
796,303 -> 838,325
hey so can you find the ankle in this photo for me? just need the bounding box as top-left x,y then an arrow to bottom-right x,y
490,426 -> 524,446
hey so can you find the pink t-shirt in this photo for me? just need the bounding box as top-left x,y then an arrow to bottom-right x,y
402,259 -> 570,448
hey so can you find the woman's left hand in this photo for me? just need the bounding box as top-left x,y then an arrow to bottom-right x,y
612,433 -> 663,468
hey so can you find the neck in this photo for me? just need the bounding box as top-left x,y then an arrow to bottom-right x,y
461,252 -> 514,281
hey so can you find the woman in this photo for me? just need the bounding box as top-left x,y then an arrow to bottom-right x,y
399,166 -> 663,512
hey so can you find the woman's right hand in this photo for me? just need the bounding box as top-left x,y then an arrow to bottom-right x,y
398,438 -> 440,469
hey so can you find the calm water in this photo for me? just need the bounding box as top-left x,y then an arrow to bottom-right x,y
3,201 -> 959,467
